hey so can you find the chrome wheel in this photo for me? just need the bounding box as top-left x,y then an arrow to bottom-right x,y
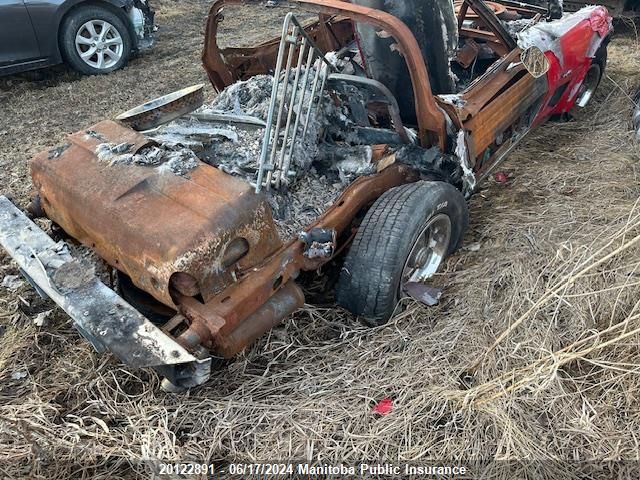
75,20 -> 124,70
401,213 -> 452,288
575,63 -> 601,108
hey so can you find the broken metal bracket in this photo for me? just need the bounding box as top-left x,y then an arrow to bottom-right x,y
299,227 -> 336,259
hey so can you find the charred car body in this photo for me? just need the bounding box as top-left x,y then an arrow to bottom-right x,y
0,0 -> 612,389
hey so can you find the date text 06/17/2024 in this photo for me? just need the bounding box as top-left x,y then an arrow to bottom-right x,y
222,463 -> 468,476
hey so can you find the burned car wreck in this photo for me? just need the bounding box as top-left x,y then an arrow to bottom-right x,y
0,0 -> 612,390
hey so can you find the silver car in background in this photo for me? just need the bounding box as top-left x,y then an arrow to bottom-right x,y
0,0 -> 154,76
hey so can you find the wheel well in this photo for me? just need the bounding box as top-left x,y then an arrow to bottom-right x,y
57,0 -> 137,55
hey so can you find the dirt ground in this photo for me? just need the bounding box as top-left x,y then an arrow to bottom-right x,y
2,2 -> 640,479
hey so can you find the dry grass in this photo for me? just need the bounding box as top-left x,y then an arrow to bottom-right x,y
2,7 -> 640,479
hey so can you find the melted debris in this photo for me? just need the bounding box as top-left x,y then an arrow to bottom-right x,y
96,142 -> 199,176
134,71 -> 389,239
198,71 -> 335,178
98,67 -> 403,239
202,125 -> 262,177
92,71 -> 376,240
267,173 -> 345,240
150,120 -> 263,178
151,124 -> 238,150
207,75 -> 274,120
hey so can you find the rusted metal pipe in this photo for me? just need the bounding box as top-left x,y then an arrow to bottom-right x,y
215,280 -> 305,357
173,292 -> 226,348
176,323 -> 206,351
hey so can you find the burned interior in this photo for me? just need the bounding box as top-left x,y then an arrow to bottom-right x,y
0,0 -> 613,390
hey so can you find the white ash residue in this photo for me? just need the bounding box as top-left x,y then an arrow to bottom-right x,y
201,71 -> 341,177
148,118 -> 264,178
96,142 -> 133,160
503,18 -> 536,37
95,142 -> 199,176
323,145 -> 375,184
151,124 -> 238,146
104,68 -> 389,241
154,154 -> 199,176
201,125 -> 263,177
336,157 -> 375,183
124,70 -> 378,240
207,75 -> 274,120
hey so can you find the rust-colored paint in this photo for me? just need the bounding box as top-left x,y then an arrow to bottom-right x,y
465,0 -> 517,51
186,163 -> 419,341
165,163 -> 417,357
203,0 -> 448,149
459,28 -> 509,57
455,39 -> 480,69
454,50 -> 525,120
204,14 -> 354,91
464,73 -> 546,155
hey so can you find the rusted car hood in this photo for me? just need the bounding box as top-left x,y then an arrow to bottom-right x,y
31,120 -> 282,307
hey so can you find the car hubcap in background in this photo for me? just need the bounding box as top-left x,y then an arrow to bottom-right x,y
575,63 -> 601,108
75,20 -> 123,70
401,214 -> 452,288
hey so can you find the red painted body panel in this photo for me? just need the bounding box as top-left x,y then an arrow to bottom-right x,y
532,6 -> 612,125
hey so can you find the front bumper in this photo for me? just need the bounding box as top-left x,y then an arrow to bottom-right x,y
0,196 -> 210,388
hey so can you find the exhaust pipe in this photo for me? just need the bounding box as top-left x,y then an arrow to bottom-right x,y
215,281 -> 305,357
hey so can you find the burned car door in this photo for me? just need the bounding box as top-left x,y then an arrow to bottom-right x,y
443,0 -> 550,177
440,1 -> 611,182
459,53 -> 548,173
0,0 -> 40,67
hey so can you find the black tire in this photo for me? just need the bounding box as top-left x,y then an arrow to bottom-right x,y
336,181 -> 468,325
573,43 -> 607,111
594,42 -> 608,74
60,6 -> 132,75
589,43 -> 607,92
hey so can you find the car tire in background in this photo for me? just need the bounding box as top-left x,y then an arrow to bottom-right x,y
336,181 -> 469,326
60,6 -> 132,75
